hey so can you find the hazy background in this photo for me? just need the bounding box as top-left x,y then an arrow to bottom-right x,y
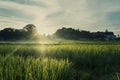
0,0 -> 120,34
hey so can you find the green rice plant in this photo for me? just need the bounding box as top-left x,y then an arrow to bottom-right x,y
0,56 -> 74,80
0,41 -> 120,80
112,73 -> 120,80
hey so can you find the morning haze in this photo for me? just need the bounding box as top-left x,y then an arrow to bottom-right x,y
1,1 -> 120,80
0,0 -> 120,34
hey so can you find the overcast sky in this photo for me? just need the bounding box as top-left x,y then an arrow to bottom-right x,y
0,0 -> 120,34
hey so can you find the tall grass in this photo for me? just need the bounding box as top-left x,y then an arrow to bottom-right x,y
0,56 -> 74,80
0,41 -> 120,80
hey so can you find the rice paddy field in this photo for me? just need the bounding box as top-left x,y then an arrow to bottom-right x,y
0,41 -> 120,80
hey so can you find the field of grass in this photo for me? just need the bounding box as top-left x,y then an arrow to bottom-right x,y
0,41 -> 120,80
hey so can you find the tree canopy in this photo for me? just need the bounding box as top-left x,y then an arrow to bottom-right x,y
53,27 -> 92,40
0,24 -> 38,41
0,24 -> 117,41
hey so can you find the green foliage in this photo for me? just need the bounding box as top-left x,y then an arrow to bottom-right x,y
0,57 -> 74,80
0,41 -> 120,80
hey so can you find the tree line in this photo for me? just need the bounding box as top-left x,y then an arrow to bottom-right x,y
53,27 -> 92,40
0,24 -> 38,41
53,27 -> 118,41
0,24 -> 119,41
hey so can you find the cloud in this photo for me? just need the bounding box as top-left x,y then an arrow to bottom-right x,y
46,0 -> 120,34
1,0 -> 47,7
0,0 -> 120,34
0,7 -> 33,21
106,11 -> 120,24
0,0 -> 61,34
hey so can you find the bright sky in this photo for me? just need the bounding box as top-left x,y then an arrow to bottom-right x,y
0,0 -> 120,35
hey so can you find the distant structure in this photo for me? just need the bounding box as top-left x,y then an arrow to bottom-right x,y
116,34 -> 120,40
92,29 -> 116,41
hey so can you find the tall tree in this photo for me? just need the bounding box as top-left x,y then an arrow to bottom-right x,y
23,24 -> 37,39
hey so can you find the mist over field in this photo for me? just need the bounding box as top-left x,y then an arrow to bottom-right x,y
0,0 -> 120,80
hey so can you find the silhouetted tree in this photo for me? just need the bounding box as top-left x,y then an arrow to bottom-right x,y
53,27 -> 92,40
0,24 -> 38,41
0,25 -> 116,41
23,24 -> 37,39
